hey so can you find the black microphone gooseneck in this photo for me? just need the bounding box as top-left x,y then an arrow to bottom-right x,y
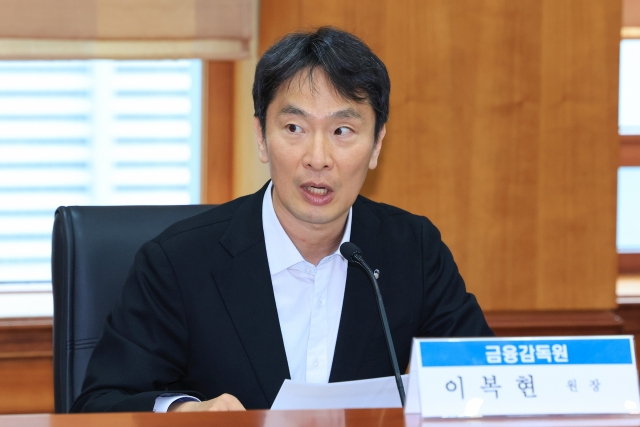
339,242 -> 406,407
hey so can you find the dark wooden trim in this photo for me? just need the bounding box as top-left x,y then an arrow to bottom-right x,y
485,310 -> 623,337
0,317 -> 52,328
620,253 -> 640,274
0,317 -> 52,358
615,300 -> 640,381
202,61 -> 234,204
616,302 -> 640,331
0,311 -> 631,351
621,135 -> 640,166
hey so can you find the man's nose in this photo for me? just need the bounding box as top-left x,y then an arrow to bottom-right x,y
304,132 -> 333,170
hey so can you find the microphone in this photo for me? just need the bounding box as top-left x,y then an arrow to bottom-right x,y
340,242 -> 406,407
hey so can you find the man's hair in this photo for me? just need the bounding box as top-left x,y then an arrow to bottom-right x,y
253,26 -> 390,143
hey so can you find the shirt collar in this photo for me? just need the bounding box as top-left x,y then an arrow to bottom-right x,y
262,181 -> 352,275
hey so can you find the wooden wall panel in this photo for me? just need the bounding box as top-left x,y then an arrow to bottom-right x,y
259,0 -> 621,310
202,61 -> 234,204
0,358 -> 53,414
536,1 -> 620,309
0,319 -> 53,414
624,0 -> 640,27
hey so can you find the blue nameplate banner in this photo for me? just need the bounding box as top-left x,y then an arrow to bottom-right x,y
404,336 -> 640,418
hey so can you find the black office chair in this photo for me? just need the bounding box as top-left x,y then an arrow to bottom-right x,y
51,204 -> 215,413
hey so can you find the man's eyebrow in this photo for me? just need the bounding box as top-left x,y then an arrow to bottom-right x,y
330,108 -> 362,120
278,105 -> 363,120
279,105 -> 307,116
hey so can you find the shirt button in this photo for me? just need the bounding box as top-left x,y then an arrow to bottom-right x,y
317,300 -> 323,307
313,360 -> 319,367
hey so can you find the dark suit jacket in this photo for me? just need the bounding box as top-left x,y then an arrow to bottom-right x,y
71,183 -> 492,413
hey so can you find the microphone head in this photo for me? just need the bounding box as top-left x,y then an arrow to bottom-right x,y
340,242 -> 361,262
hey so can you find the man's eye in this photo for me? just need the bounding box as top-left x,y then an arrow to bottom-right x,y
286,124 -> 302,133
334,126 -> 353,136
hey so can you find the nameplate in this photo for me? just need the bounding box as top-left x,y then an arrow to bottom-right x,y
404,336 -> 640,418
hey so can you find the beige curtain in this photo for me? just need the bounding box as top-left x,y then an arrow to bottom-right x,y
0,0 -> 252,59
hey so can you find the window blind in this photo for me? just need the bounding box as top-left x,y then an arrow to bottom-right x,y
0,59 -> 202,285
618,40 -> 640,253
620,40 -> 640,136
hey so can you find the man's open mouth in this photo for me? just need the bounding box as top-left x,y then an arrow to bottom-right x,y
304,186 -> 330,195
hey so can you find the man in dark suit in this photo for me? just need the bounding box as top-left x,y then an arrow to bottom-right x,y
71,27 -> 492,413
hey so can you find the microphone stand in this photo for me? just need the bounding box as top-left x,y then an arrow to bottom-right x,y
350,251 -> 406,407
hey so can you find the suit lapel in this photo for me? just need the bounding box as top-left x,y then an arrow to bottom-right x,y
329,198 -> 384,382
212,183 -> 291,406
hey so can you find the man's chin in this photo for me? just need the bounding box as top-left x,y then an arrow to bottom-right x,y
293,207 -> 344,227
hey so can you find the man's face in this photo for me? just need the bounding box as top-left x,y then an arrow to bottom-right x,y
255,69 -> 384,229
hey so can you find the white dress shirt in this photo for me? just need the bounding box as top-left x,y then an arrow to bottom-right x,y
263,181 -> 351,382
154,182 -> 351,411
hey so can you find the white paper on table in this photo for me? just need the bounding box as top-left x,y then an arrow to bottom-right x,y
271,374 -> 408,410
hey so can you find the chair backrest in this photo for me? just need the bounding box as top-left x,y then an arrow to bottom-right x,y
51,204 -> 215,413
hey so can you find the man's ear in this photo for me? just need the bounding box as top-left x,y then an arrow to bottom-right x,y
254,117 -> 269,164
368,125 -> 386,170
